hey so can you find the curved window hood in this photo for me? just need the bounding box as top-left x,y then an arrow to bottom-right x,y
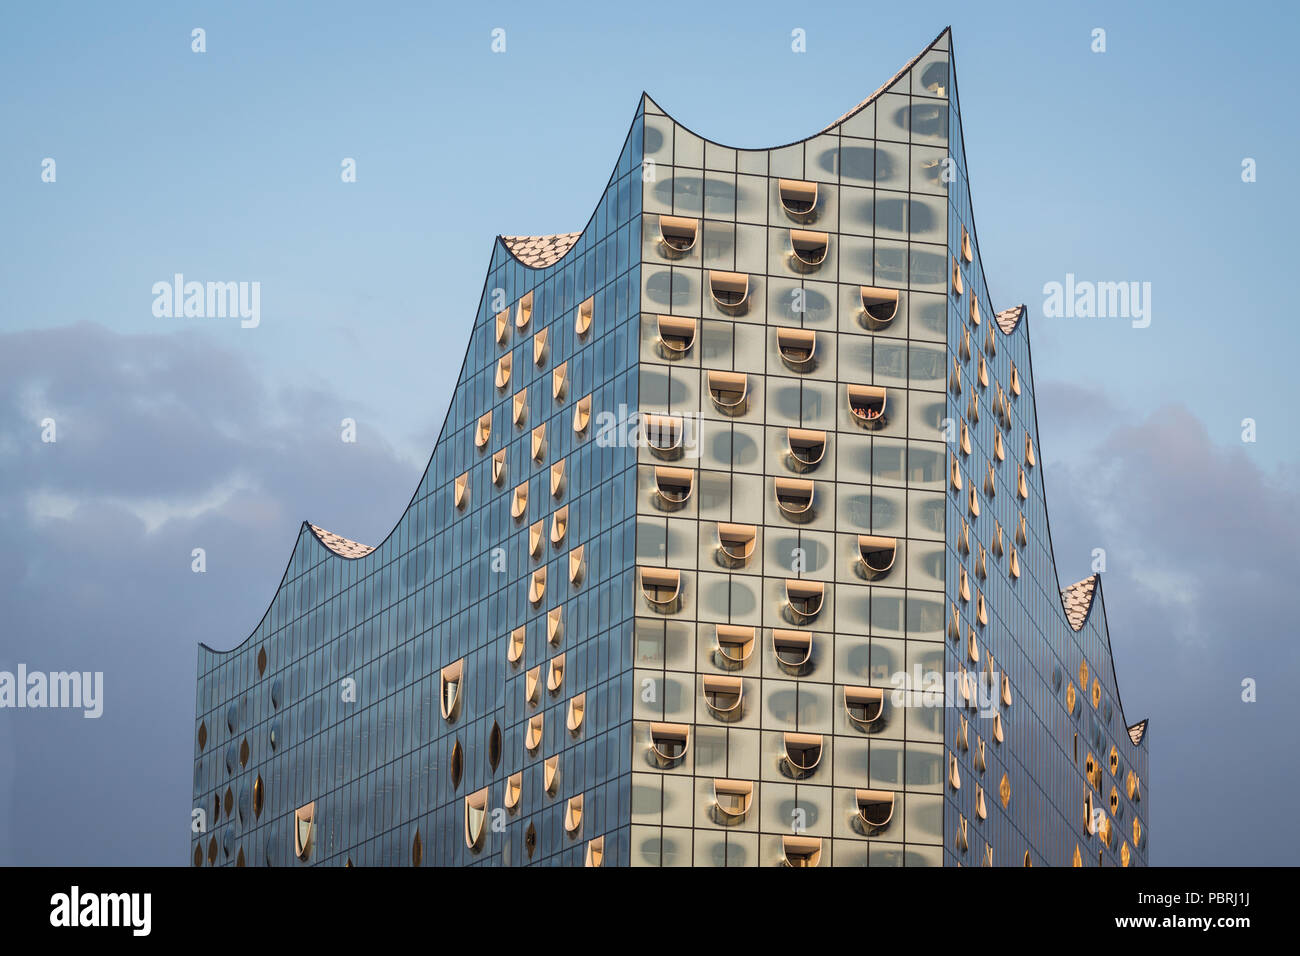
778,178 -> 818,219
856,535 -> 897,580
642,414 -> 684,459
654,466 -> 694,510
855,789 -> 895,830
781,835 -> 822,868
707,370 -> 749,415
709,271 -> 749,312
844,685 -> 885,728
639,566 -> 682,614
847,384 -> 887,428
786,428 -> 826,472
658,215 -> 698,256
772,629 -> 813,671
777,326 -> 817,371
860,286 -> 900,329
782,732 -> 823,778
649,722 -> 690,767
656,315 -> 697,357
714,624 -> 756,668
716,522 -> 757,567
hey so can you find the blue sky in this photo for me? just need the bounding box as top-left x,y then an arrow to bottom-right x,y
1,0 -> 1296,865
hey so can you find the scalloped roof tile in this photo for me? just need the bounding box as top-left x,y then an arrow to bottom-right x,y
995,304 -> 1026,334
1127,719 -> 1149,746
1061,575 -> 1098,631
309,524 -> 375,558
501,233 -> 581,268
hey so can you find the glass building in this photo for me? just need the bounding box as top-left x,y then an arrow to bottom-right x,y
192,28 -> 1148,867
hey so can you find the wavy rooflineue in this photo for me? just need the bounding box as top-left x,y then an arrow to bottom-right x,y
198,102 -> 646,657
945,34 -> 1146,743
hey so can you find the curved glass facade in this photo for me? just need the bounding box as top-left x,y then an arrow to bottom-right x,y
192,28 -> 1147,867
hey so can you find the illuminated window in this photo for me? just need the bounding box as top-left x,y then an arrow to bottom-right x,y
507,626 -> 525,665
573,393 -> 592,433
654,466 -> 694,510
782,732 -> 823,779
514,291 -> 533,330
440,659 -> 464,720
1109,745 -> 1119,775
774,477 -> 815,522
464,788 -> 488,851
547,653 -> 566,694
707,370 -> 749,415
525,714 -> 543,753
643,414 -> 684,459
639,567 -> 682,614
656,315 -> 696,357
294,803 -> 315,861
714,625 -> 755,668
1000,772 -> 1011,808
789,229 -> 828,269
702,675 -> 744,719
784,579 -> 824,623
575,296 -> 593,338
564,794 -> 584,835
566,692 -> 586,735
777,326 -> 818,370
856,535 -> 897,580
649,722 -> 690,767
855,789 -> 895,831
847,384 -> 887,428
782,836 -> 822,868
713,779 -> 754,821
709,271 -> 749,311
778,178 -> 818,218
658,215 -> 698,255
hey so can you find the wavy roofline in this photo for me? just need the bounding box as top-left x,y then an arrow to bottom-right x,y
947,36 -> 1147,746
643,27 -> 950,156
200,101 -> 646,657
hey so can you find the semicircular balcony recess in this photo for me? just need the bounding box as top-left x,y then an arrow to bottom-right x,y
777,327 -> 817,371
855,789 -> 895,832
778,178 -> 819,220
856,535 -> 898,580
709,271 -> 750,313
785,579 -> 825,623
716,522 -> 757,568
714,625 -> 756,669
786,428 -> 827,472
656,315 -> 697,358
781,835 -> 823,868
639,567 -> 682,614
847,384 -> 888,429
702,675 -> 744,720
772,629 -> 813,673
860,286 -> 900,329
775,477 -> 815,523
649,722 -> 690,767
514,290 -> 533,330
642,413 -> 684,459
782,732 -> 824,779
464,788 -> 488,851
844,686 -> 885,729
712,778 -> 754,823
658,215 -> 698,257
654,466 -> 694,510
707,370 -> 749,415
789,229 -> 829,271
440,659 -> 464,721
